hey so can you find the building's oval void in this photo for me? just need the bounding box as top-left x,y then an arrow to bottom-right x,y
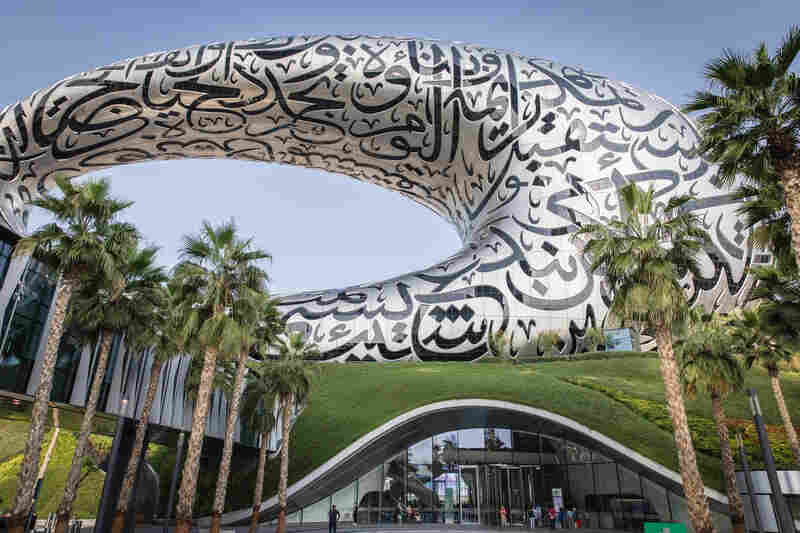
0,35 -> 754,532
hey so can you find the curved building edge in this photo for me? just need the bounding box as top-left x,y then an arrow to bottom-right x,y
203,399 -> 730,528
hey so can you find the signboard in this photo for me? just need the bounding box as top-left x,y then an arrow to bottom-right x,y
644,522 -> 687,533
552,488 -> 563,512
604,328 -> 634,351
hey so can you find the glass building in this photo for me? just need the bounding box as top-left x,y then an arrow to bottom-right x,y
276,426 -> 730,532
0,231 -> 84,402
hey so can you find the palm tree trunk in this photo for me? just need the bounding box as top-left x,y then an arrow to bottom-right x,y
7,277 -> 75,533
174,347 -> 219,533
769,368 -> 800,466
276,392 -> 293,533
111,358 -> 163,533
710,392 -> 745,533
654,325 -> 715,533
54,329 -> 114,533
211,351 -> 249,533
249,430 -> 269,533
779,167 -> 800,271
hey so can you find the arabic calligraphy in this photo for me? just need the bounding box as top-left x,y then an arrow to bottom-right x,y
0,35 -> 760,360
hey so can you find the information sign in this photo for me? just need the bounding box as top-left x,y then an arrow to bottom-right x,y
604,328 -> 634,351
644,522 -> 687,533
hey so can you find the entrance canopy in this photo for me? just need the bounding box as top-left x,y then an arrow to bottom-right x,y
208,399 -> 729,528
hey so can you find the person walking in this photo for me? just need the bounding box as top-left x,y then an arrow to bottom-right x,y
548,505 -> 556,530
329,504 -> 341,533
500,505 -> 508,527
535,504 -> 542,527
567,507 -> 575,529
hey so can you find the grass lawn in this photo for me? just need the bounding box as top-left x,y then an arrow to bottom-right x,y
225,356 -> 745,511
537,357 -> 800,425
0,429 -> 106,518
0,420 -> 31,464
4,354 -> 799,517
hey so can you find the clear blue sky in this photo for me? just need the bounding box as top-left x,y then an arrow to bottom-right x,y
2,0 -> 798,294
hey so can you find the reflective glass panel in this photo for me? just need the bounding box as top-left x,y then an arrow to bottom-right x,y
407,463 -> 433,521
485,428 -> 513,463
513,431 -> 540,464
433,431 -> 459,466
618,465 -> 641,495
667,490 -> 690,530
382,452 -> 406,523
433,470 -> 460,523
564,440 -> 593,463
302,497 -> 330,523
332,482 -> 357,523
408,437 -> 433,465
356,465 -> 382,524
541,435 -> 564,464
458,428 -> 485,464
459,428 -> 485,448
485,428 -> 512,450
568,464 -> 594,511
593,463 -> 619,498
461,466 -> 480,523
641,476 -> 670,523
615,465 -> 645,530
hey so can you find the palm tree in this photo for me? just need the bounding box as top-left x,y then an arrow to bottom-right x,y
171,220 -> 271,533
257,332 -> 320,533
683,26 -> 800,270
733,178 -> 797,274
55,243 -> 164,533
111,284 -> 180,533
677,318 -> 745,533
7,177 -> 134,533
210,295 -> 281,533
241,360 -> 280,533
571,183 -> 715,533
732,267 -> 800,466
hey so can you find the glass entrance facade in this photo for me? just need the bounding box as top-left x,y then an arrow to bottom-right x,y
283,426 -> 730,531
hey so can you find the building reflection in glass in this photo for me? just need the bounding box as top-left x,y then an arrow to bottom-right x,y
284,426 -> 732,532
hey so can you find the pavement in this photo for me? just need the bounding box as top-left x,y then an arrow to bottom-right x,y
30,520 -> 628,533
131,525 -> 626,533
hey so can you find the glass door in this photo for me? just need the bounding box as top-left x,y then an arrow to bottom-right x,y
508,467 -> 525,525
459,465 -> 480,524
522,467 -> 538,526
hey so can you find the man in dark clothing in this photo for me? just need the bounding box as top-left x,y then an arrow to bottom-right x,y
329,504 -> 341,533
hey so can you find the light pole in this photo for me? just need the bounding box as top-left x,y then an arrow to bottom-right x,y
164,432 -> 185,525
95,397 -> 128,533
747,389 -> 794,533
737,432 -> 764,533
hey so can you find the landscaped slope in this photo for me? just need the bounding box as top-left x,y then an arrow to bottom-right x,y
0,421 -> 106,518
220,355 -> 800,512
3,355 -> 799,517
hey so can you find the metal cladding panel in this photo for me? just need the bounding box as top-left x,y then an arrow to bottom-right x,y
0,35 -> 758,360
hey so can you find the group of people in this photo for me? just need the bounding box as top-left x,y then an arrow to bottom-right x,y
500,504 -> 581,529
340,502 -> 584,531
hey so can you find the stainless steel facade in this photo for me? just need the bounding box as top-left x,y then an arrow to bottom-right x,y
0,35 -> 760,362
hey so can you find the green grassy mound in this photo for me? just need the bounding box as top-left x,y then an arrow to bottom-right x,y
217,356 -> 800,514
0,424 -> 105,518
3,355 -> 799,517
0,421 -> 164,518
